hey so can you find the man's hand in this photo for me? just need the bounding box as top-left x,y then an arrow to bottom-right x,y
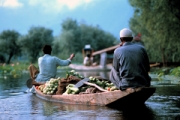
69,53 -> 75,60
119,42 -> 123,46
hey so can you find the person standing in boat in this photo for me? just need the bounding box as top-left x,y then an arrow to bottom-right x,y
28,44 -> 75,86
109,28 -> 151,91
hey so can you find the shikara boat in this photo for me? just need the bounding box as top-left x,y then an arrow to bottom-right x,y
69,64 -> 112,71
69,63 -> 160,71
34,86 -> 156,108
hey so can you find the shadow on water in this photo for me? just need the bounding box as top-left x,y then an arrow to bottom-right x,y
113,104 -> 155,120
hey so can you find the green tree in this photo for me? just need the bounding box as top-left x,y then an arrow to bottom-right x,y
167,0 -> 180,20
0,30 -> 21,64
19,27 -> 53,63
0,54 -> 5,63
53,18 -> 117,62
129,0 -> 180,66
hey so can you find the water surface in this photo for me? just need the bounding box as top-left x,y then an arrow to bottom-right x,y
0,70 -> 180,120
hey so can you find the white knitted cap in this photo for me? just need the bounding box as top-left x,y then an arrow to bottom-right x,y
119,28 -> 132,37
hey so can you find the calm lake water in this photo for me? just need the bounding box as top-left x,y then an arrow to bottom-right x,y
0,70 -> 180,120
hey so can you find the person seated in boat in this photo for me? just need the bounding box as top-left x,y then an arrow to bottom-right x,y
28,44 -> 75,86
109,28 -> 151,91
83,54 -> 93,66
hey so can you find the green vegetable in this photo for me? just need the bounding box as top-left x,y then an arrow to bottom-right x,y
110,86 -> 118,91
63,88 -> 71,95
69,87 -> 79,93
66,70 -> 83,79
63,84 -> 79,95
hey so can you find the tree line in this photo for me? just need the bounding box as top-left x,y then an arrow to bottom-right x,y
128,0 -> 180,66
0,18 -> 118,64
1,0 -> 179,66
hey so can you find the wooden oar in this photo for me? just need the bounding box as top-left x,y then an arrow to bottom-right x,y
82,81 -> 108,92
26,78 -> 33,88
75,78 -> 108,92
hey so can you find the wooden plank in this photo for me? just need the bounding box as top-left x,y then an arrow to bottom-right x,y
92,45 -> 119,56
69,64 -> 112,71
150,63 -> 160,67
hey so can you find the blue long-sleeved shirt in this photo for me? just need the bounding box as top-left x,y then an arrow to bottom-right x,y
110,42 -> 151,90
35,54 -> 71,82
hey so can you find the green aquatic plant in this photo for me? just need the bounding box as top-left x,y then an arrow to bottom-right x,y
0,62 -> 29,79
170,66 -> 180,77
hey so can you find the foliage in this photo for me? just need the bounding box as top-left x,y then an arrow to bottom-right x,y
0,30 -> 21,64
128,0 -> 180,66
0,54 -> 5,63
0,19 -> 117,64
19,26 -> 54,63
150,66 -> 180,79
167,0 -> 180,20
0,62 -> 29,79
53,18 -> 118,63
170,66 -> 180,77
151,67 -> 171,78
70,52 -> 83,64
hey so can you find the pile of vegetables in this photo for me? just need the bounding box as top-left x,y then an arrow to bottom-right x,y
35,70 -> 118,95
88,76 -> 118,91
66,70 -> 83,79
63,84 -> 79,95
61,76 -> 118,95
37,77 -> 60,95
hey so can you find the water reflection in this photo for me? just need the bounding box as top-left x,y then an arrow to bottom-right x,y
30,94 -> 156,120
0,74 -> 28,98
121,105 -> 155,120
146,85 -> 180,120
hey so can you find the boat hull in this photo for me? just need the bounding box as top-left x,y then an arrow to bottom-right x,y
69,64 -> 112,71
69,63 -> 160,71
34,87 -> 156,108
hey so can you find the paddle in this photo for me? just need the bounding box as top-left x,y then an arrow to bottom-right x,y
75,78 -> 108,92
26,78 -> 45,88
75,78 -> 90,87
26,78 -> 33,88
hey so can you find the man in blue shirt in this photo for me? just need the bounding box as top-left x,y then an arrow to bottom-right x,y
28,45 -> 75,86
110,28 -> 151,91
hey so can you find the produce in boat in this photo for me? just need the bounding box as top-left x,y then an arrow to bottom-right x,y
88,76 -> 118,91
66,70 -> 83,79
63,84 -> 79,95
35,70 -> 119,95
38,77 -> 60,95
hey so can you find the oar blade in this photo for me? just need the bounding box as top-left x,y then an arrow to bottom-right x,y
75,78 -> 90,88
26,78 -> 33,88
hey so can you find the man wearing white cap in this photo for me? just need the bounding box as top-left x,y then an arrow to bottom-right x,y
110,28 -> 151,91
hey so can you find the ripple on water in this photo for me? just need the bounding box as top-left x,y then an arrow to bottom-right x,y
146,95 -> 180,118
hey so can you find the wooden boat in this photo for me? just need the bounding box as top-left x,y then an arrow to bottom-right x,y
69,64 -> 112,71
69,63 -> 160,71
34,86 -> 156,108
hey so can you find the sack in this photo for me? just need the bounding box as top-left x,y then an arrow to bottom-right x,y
56,75 -> 81,95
